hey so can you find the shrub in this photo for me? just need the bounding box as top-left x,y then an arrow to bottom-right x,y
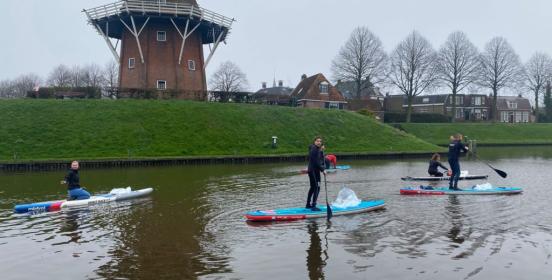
384,112 -> 451,123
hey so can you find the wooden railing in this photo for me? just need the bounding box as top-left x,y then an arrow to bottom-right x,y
84,0 -> 233,28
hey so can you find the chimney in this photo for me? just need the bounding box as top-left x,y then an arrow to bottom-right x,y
262,82 -> 267,89
301,74 -> 307,80
278,80 -> 283,87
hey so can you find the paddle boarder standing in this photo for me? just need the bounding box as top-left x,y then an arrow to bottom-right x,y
306,137 -> 326,211
448,134 -> 469,190
61,161 -> 91,200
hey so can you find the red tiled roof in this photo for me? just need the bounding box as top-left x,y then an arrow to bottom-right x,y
290,73 -> 346,102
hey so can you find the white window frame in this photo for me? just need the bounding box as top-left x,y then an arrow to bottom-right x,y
188,60 -> 196,71
455,96 -> 463,105
157,80 -> 167,90
328,102 -> 339,109
474,96 -> 482,106
319,82 -> 329,94
157,31 -> 167,42
422,97 -> 429,103
128,58 -> 135,69
455,108 -> 463,119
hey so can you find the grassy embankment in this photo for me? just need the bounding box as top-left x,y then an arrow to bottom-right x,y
0,99 -> 441,162
398,123 -> 552,146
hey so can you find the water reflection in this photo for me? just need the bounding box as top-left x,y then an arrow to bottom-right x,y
306,221 -> 328,280
445,195 -> 465,244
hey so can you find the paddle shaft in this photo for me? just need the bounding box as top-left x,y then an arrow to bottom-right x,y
472,153 -> 508,178
323,173 -> 332,220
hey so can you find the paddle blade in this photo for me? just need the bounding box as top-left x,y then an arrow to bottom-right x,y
326,203 -> 332,221
495,169 -> 508,178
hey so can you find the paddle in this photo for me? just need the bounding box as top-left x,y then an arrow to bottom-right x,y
472,153 -> 508,178
464,136 -> 507,178
323,173 -> 332,221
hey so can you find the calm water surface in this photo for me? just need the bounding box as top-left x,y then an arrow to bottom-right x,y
1,147 -> 552,279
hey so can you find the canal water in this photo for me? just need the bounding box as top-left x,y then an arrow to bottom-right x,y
1,147 -> 551,279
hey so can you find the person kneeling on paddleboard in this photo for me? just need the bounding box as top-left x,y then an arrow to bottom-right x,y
61,161 -> 91,200
306,137 -> 326,211
325,154 -> 337,169
428,153 -> 448,177
448,134 -> 469,190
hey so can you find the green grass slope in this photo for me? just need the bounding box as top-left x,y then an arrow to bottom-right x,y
399,123 -> 552,145
0,100 -> 440,161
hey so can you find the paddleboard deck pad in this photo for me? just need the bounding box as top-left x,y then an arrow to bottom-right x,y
300,165 -> 351,174
401,175 -> 488,181
245,199 -> 385,221
14,188 -> 153,214
400,186 -> 522,195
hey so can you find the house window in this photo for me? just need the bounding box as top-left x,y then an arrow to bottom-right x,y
319,82 -> 329,94
157,80 -> 167,90
188,60 -> 196,71
422,97 -> 429,103
507,101 -> 517,109
522,112 -> 529,122
501,111 -> 509,122
455,96 -> 463,105
515,112 -> 522,123
327,102 -> 339,109
474,109 -> 482,120
157,31 -> 167,42
482,109 -> 487,120
418,107 -> 429,113
473,96 -> 482,106
128,58 -> 135,69
455,108 -> 463,119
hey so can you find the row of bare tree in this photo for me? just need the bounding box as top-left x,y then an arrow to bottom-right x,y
0,61 -> 119,99
331,27 -> 552,122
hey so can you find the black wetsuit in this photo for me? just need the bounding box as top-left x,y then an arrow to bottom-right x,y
64,169 -> 90,200
306,145 -> 325,208
448,140 -> 468,189
65,169 -> 81,190
428,160 -> 448,177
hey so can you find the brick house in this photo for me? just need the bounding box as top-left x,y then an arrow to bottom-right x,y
335,80 -> 385,119
496,95 -> 532,123
290,74 -> 347,109
384,94 -> 489,121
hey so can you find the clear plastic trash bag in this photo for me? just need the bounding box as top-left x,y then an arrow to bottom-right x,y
473,183 -> 493,190
460,170 -> 469,177
332,187 -> 361,208
109,187 -> 132,195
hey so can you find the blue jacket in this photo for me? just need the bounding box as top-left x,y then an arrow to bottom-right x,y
448,140 -> 468,162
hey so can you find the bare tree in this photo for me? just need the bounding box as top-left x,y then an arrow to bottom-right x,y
209,61 -> 249,93
47,64 -> 72,87
390,31 -> 439,122
82,64 -> 104,88
478,37 -> 524,121
525,52 -> 552,122
437,31 -> 480,122
331,26 -> 388,99
70,65 -> 84,88
0,79 -> 15,98
103,60 -> 119,98
13,73 -> 41,97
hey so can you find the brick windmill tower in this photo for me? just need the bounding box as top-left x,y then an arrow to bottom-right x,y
83,0 -> 234,98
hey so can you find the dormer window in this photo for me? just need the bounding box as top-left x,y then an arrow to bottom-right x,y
507,101 -> 517,109
422,97 -> 429,103
157,80 -> 167,90
319,82 -> 329,94
157,31 -> 166,42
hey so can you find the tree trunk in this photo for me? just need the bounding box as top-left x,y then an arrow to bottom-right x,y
492,88 -> 498,123
406,95 -> 413,123
451,86 -> 457,123
535,93 -> 539,123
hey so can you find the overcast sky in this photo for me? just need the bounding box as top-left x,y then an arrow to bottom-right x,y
1,0 -> 551,93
